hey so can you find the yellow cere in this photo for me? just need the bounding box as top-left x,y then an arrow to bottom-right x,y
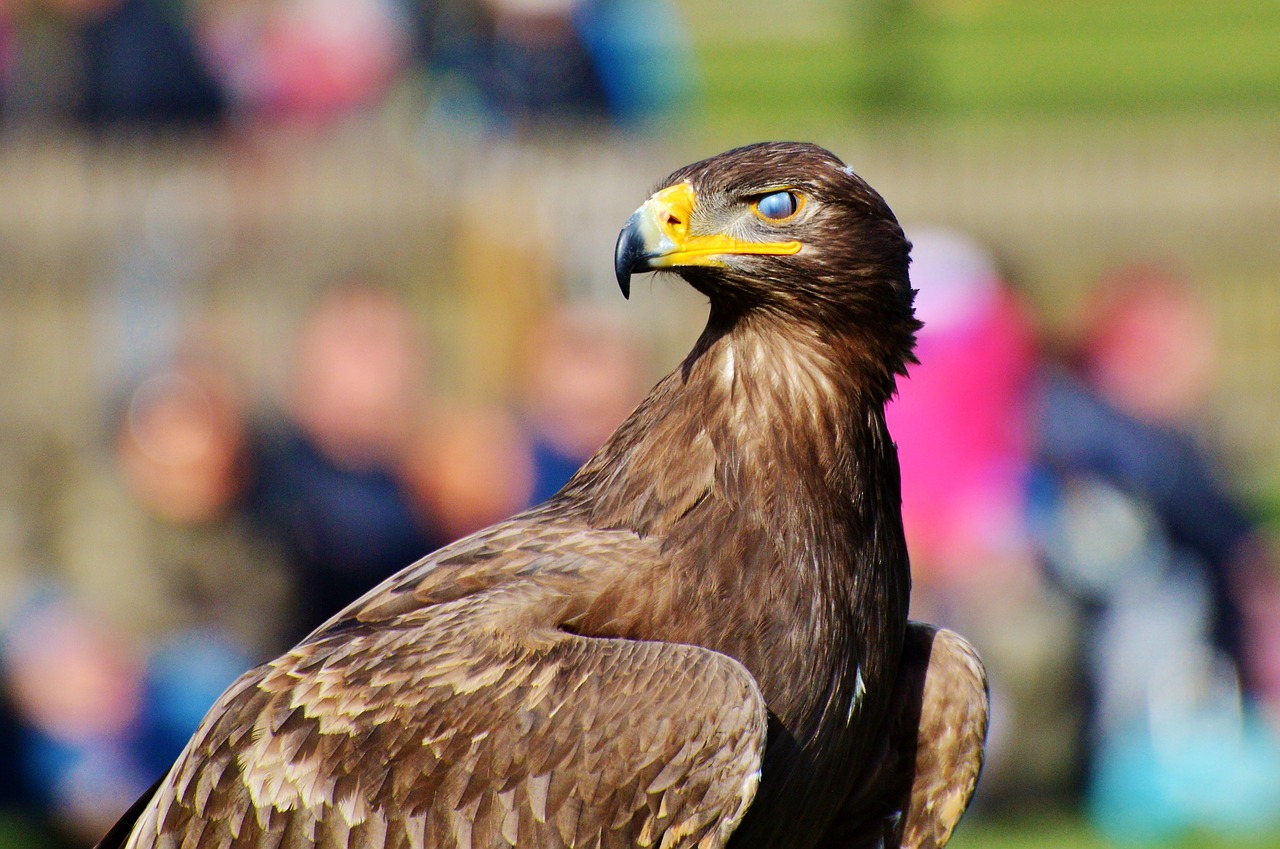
639,182 -> 802,268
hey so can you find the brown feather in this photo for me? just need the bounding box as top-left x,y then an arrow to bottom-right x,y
818,624 -> 989,849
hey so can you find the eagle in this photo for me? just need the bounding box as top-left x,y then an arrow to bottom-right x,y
99,142 -> 988,849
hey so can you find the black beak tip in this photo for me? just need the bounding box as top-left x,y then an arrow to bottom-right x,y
616,266 -> 631,300
614,214 -> 646,300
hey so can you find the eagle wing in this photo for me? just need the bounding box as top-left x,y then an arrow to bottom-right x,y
821,624 -> 988,849
108,518 -> 768,849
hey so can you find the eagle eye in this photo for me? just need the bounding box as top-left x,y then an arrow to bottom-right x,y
754,190 -> 801,222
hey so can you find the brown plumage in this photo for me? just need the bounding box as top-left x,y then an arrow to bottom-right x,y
99,142 -> 988,849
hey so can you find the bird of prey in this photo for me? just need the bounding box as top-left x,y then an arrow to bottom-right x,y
99,142 -> 988,849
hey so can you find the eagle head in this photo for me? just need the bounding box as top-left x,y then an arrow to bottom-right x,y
615,142 -> 918,368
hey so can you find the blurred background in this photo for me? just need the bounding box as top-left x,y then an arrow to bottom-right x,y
0,1 -> 1278,847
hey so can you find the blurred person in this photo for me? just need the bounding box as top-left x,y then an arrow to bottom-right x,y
418,0 -> 692,132
420,0 -> 606,131
3,0 -> 225,127
117,362 -> 248,525
1029,266 -> 1280,841
482,0 -> 604,125
516,303 -> 649,506
402,304 -> 651,545
8,289 -> 455,842
1,590 -> 158,846
572,0 -> 694,126
246,280 -> 446,641
887,227 -> 1078,809
889,227 -> 1037,593
195,0 -> 410,125
404,402 -> 534,542
58,355 -> 290,659
1,586 -> 253,847
4,354 -> 291,843
1077,266 -> 1220,423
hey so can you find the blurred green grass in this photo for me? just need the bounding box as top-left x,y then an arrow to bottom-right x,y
952,813 -> 1280,849
688,0 -> 1280,135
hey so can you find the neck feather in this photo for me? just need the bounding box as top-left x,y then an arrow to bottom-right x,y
563,308 -> 905,543
559,305 -> 913,743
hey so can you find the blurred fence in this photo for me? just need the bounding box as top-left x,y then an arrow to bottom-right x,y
0,118 -> 1278,493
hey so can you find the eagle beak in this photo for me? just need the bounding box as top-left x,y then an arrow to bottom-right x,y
614,181 -> 802,299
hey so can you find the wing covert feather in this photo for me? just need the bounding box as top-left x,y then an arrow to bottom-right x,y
118,519 -> 768,849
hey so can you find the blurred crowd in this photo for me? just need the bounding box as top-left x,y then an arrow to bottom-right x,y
0,279 -> 651,847
2,237 -> 1279,848
0,0 -> 695,133
889,233 -> 1280,842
